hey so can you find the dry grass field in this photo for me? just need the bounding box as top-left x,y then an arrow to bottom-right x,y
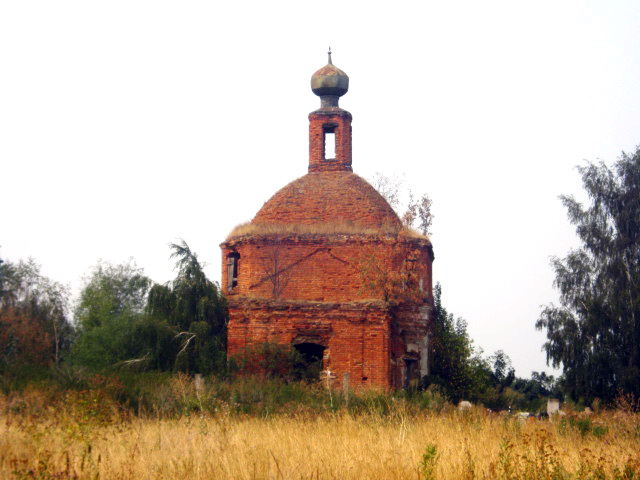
2,385 -> 640,480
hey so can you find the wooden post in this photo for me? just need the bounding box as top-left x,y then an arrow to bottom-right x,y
194,374 -> 204,393
343,373 -> 350,405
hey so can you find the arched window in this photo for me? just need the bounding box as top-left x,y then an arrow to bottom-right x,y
226,252 -> 240,291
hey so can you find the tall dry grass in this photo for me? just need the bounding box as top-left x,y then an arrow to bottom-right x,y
2,388 -> 639,480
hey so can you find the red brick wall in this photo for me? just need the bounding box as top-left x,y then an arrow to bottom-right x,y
227,299 -> 432,390
390,304 -> 433,387
308,109 -> 352,172
227,299 -> 393,389
221,235 -> 432,303
221,234 -> 433,390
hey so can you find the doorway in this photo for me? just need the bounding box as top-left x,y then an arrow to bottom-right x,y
404,358 -> 418,389
293,343 -> 325,381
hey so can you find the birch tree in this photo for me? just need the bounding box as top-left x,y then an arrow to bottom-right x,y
537,146 -> 640,402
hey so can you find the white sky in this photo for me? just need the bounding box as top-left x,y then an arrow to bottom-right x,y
2,0 -> 639,378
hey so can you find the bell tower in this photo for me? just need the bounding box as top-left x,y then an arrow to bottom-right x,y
308,49 -> 352,173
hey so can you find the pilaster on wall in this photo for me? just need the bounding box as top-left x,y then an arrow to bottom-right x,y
308,108 -> 352,172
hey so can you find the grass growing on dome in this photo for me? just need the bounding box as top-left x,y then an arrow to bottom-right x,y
398,226 -> 431,241
225,222 -> 430,241
226,221 -> 399,239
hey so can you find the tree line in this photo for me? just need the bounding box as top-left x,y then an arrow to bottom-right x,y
0,241 -> 227,376
1,145 -> 639,407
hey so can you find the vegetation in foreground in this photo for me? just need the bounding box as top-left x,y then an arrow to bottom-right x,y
1,148 -> 639,479
1,376 -> 639,480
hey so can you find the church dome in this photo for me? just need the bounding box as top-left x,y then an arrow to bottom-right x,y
252,171 -> 402,231
311,49 -> 349,98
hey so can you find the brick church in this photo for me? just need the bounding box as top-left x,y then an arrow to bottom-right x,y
221,52 -> 434,389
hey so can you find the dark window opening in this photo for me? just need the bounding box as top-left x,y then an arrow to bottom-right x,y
226,252 -> 240,291
404,358 -> 418,389
323,124 -> 337,160
293,342 -> 325,380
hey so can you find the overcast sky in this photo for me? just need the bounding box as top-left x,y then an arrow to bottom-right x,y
2,0 -> 639,378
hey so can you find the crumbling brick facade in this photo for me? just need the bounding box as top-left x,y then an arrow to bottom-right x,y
221,54 -> 434,389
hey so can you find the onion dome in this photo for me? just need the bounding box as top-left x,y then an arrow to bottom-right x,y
311,48 -> 349,99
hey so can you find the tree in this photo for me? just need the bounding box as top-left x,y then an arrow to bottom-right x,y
75,260 -> 150,331
490,350 -> 515,389
370,172 -> 404,212
370,172 -> 434,235
358,247 -> 424,304
0,257 -> 12,304
425,283 -> 490,402
71,260 -> 152,368
147,240 -> 227,374
401,191 -> 434,236
512,371 -> 559,399
0,257 -> 72,368
536,146 -> 640,403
